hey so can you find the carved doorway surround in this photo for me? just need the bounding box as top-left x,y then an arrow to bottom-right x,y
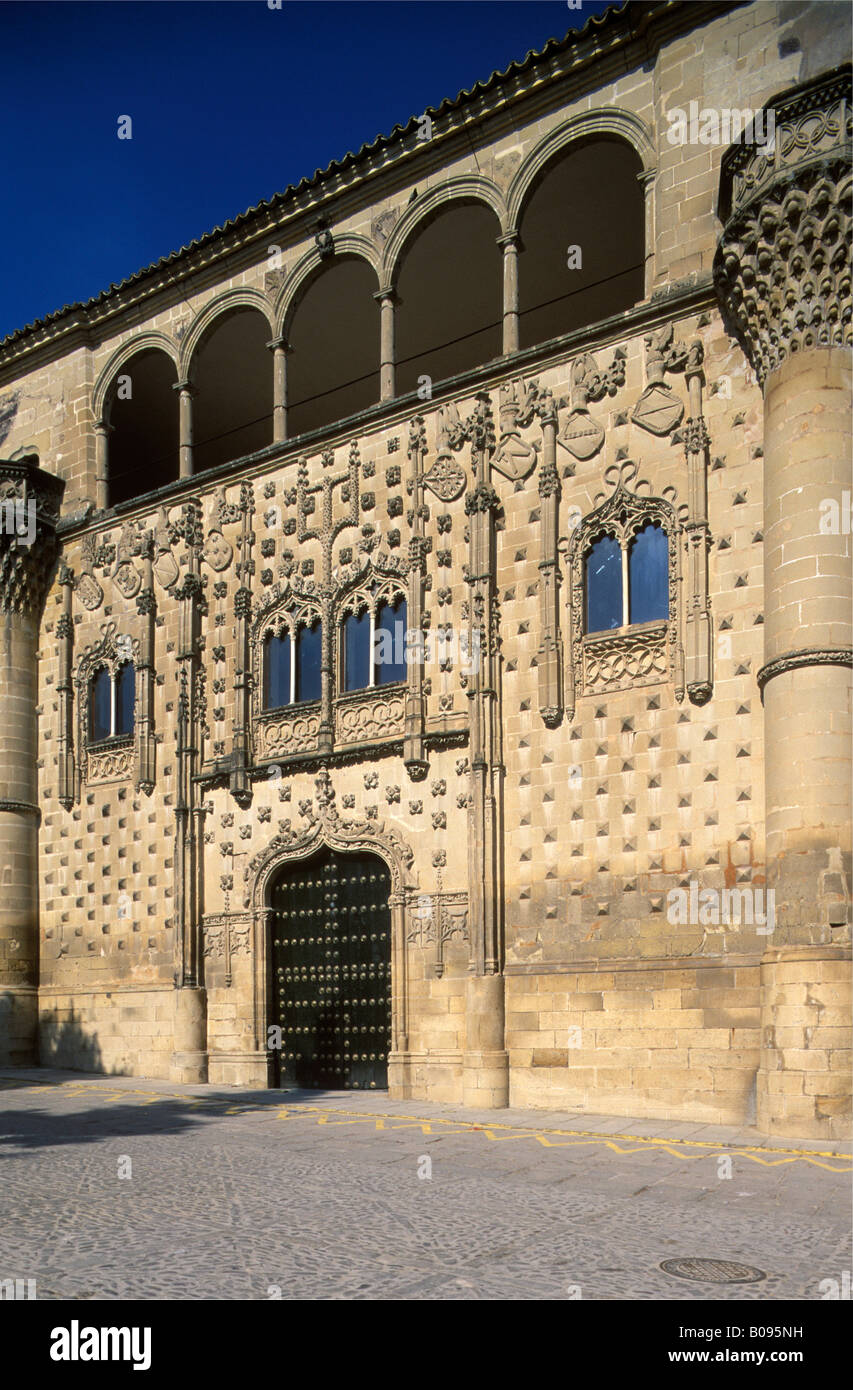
244,771 -> 416,1084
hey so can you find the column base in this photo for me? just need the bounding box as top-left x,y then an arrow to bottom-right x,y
170,986 -> 208,1083
462,1049 -> 509,1109
169,1050 -> 209,1085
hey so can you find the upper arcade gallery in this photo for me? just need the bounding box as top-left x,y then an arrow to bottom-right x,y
99,132 -> 646,506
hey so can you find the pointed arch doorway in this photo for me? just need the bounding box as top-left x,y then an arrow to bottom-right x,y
269,846 -> 392,1090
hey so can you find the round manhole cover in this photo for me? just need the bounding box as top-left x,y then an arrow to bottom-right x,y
660,1258 -> 766,1284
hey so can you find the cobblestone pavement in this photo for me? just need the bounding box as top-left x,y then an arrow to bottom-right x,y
1,1070 -> 850,1302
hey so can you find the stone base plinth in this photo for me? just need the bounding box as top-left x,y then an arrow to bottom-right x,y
169,1050 -> 209,1085
169,987 -> 208,1083
208,1051 -> 271,1088
757,947 -> 852,1141
462,1049 -> 510,1108
0,986 -> 38,1066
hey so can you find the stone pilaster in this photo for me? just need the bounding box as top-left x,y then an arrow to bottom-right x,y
0,455 -> 64,1064
714,66 -> 852,1139
403,416 -> 428,779
462,394 -> 509,1107
535,390 -> 563,726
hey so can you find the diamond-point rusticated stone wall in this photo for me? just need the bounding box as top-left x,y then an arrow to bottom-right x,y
0,1 -> 850,1140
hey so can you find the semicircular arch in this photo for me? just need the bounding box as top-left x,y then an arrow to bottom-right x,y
381,176 -> 506,287
507,109 -> 656,230
181,288 -> 276,378
275,234 -> 382,337
93,332 -> 179,422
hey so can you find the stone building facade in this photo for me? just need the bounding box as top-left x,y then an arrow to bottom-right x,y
0,1 -> 849,1138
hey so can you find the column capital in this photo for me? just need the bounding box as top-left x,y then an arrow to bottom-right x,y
173,378 -> 198,397
0,456 -> 65,616
496,231 -> 520,250
373,286 -> 397,306
714,65 -> 852,388
266,336 -> 291,353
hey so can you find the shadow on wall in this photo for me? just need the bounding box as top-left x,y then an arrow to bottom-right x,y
37,1005 -> 113,1075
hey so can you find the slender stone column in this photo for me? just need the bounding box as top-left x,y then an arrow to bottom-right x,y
170,503 -> 208,1082
374,289 -> 397,401
173,379 -> 197,478
0,456 -> 64,1064
94,420 -> 111,510
267,337 -> 289,442
714,66 -> 852,1139
498,233 -> 520,354
637,168 -> 656,299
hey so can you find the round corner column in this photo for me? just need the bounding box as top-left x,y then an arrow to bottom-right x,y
0,456 -> 64,1065
714,67 -> 852,1139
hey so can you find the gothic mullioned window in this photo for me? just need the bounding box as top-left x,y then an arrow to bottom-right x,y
89,662 -> 135,742
340,590 -> 407,693
567,476 -> 684,716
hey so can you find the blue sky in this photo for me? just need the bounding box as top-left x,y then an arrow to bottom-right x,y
0,0 -> 615,341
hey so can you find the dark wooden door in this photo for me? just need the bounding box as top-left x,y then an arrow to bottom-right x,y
270,848 -> 392,1090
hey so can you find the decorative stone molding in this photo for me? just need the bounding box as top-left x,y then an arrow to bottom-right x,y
491,378 -> 539,482
406,890 -> 469,977
558,349 -> 625,462
255,706 -> 321,760
714,66 -> 852,387
202,910 -> 254,986
336,689 -> 406,745
404,415 -> 429,778
582,623 -> 668,695
0,799 -> 41,820
335,572 -> 407,625
245,770 -> 416,908
631,323 -> 689,436
87,738 -> 135,785
757,646 -> 853,698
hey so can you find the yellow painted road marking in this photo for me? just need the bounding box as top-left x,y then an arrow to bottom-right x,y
3,1080 -> 849,1171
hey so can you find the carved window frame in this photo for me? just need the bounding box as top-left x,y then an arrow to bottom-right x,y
75,625 -> 143,788
253,592 -> 323,721
567,482 -> 684,713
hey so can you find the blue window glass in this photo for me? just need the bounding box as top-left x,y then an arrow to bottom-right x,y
375,597 -> 407,685
585,535 -> 623,633
264,633 -> 291,710
343,610 -> 371,692
629,523 -> 668,624
296,620 -> 322,703
115,662 -> 135,736
90,668 -> 112,742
